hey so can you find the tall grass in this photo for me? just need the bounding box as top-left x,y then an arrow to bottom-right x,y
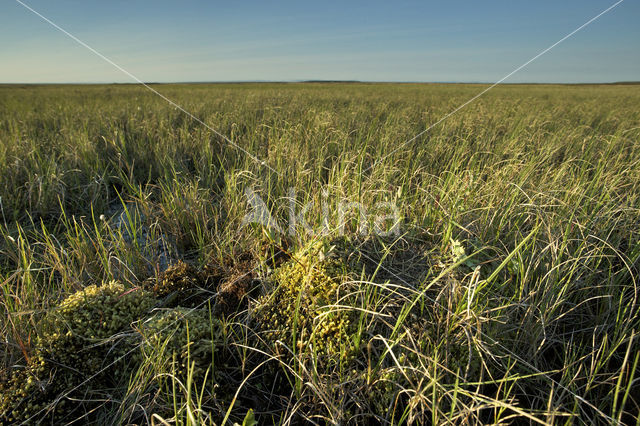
0,82 -> 639,424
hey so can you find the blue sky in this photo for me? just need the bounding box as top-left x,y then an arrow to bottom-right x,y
1,0 -> 638,83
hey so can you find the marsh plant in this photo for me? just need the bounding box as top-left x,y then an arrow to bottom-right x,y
0,83 -> 639,424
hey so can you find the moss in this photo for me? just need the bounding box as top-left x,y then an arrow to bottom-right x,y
143,261 -> 211,308
0,282 -> 155,425
254,241 -> 358,364
213,250 -> 261,316
214,273 -> 255,316
143,260 -> 255,314
137,307 -> 232,419
139,308 -> 220,383
252,237 -> 482,422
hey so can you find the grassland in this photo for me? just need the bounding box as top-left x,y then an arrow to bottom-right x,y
0,82 -> 639,424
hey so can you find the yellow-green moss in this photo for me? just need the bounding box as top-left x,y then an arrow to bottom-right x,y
137,307 -> 232,420
139,307 -> 220,384
254,241 -> 357,362
0,282 -> 155,424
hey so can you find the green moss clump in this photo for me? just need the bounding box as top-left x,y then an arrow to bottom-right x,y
254,241 -> 357,363
37,282 -> 156,368
139,308 -> 220,383
0,282 -> 155,425
138,307 -> 230,419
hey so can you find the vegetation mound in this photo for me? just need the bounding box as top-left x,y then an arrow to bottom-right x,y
0,282 -> 155,424
249,237 -> 480,423
135,308 -> 227,421
254,241 -> 358,363
143,257 -> 257,315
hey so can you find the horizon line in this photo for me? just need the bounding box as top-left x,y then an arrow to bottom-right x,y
1,80 -> 639,86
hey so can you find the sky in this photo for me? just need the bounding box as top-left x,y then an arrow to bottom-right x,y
1,0 -> 638,84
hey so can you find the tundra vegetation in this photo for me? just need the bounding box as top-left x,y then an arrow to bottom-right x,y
0,83 -> 639,424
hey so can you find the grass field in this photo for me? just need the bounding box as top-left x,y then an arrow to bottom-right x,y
0,82 -> 639,424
